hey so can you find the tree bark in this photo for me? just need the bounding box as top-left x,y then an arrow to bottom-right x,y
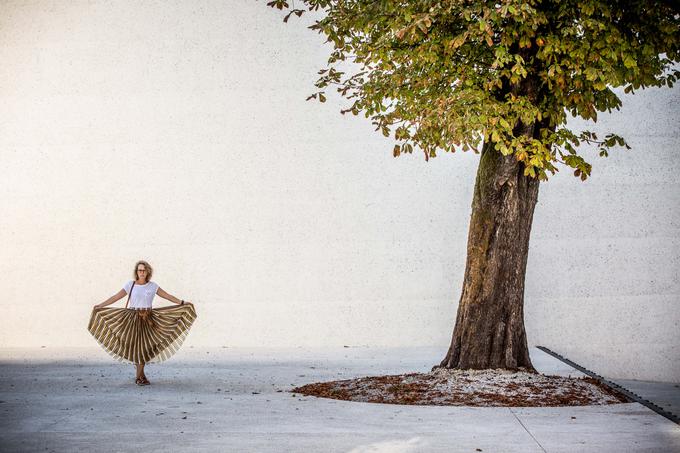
438,139 -> 540,371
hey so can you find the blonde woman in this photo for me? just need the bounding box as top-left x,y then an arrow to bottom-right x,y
88,260 -> 197,386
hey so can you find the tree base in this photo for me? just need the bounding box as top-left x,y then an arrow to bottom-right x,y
292,369 -> 628,407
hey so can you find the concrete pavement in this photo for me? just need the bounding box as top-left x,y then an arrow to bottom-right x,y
1,347 -> 678,452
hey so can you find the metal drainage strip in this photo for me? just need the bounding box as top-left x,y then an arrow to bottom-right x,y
536,346 -> 680,425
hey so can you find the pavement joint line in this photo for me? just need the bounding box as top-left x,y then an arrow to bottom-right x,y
536,345 -> 680,425
508,407 -> 548,453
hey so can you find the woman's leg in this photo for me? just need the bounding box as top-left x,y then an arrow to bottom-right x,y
138,363 -> 149,384
136,363 -> 144,380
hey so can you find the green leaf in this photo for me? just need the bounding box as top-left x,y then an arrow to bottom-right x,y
267,0 -> 678,178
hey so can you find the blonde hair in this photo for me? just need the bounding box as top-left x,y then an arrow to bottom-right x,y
133,260 -> 153,283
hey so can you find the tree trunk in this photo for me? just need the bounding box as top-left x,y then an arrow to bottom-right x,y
438,140 -> 540,371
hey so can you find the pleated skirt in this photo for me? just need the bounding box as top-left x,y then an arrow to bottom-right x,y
88,305 -> 197,364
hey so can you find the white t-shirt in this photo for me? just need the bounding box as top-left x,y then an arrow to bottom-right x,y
123,280 -> 159,309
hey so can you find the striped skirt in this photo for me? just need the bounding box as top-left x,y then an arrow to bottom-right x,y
88,305 -> 197,364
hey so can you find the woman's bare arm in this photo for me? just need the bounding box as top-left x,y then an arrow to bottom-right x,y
157,287 -> 191,305
95,289 -> 127,309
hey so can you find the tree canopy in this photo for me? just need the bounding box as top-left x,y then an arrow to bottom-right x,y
268,0 -> 679,180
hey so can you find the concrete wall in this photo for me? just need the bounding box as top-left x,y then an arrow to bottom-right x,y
1,1 -> 678,381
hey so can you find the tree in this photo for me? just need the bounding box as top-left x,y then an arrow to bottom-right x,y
267,0 -> 680,370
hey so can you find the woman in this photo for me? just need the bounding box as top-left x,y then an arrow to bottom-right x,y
88,260 -> 197,386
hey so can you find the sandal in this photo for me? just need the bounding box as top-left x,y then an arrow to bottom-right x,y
135,378 -> 144,386
140,377 -> 150,386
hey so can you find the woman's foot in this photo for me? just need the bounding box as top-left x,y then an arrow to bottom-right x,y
140,376 -> 150,385
135,377 -> 144,386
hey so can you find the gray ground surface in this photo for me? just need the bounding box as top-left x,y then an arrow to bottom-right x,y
1,347 -> 678,453
611,378 -> 680,421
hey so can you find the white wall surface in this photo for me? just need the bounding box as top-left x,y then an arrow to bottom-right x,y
1,1 -> 678,381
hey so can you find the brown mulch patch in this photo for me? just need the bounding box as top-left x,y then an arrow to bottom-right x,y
292,368 -> 630,407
